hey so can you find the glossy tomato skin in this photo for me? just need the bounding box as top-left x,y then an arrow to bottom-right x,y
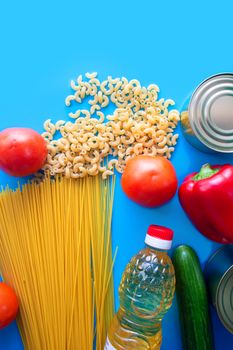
0,128 -> 48,177
121,156 -> 178,207
0,282 -> 19,329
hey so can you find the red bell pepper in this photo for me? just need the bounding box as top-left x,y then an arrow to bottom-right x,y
179,163 -> 233,243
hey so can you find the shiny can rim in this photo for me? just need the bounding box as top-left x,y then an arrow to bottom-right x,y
188,72 -> 233,153
216,266 -> 233,334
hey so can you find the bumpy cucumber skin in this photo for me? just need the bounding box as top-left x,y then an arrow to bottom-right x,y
173,245 -> 214,350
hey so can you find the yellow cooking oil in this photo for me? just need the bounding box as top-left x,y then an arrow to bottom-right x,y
105,225 -> 175,350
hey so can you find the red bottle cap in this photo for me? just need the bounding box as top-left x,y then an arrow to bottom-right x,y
145,225 -> 174,250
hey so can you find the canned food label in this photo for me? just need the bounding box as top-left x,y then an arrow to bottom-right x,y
104,336 -> 116,350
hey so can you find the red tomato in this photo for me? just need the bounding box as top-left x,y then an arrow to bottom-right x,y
121,155 -> 178,207
0,128 -> 48,177
0,282 -> 19,329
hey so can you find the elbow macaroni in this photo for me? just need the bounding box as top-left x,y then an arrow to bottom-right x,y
41,73 -> 180,179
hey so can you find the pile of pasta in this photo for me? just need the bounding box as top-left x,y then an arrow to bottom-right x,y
0,176 -> 116,350
42,73 -> 180,179
181,110 -> 193,134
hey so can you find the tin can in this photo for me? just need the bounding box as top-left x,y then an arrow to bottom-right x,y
205,245 -> 233,333
181,73 -> 233,153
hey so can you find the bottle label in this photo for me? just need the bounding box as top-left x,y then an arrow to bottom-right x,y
104,336 -> 117,350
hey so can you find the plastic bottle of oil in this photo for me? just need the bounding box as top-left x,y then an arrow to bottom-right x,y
104,225 -> 176,350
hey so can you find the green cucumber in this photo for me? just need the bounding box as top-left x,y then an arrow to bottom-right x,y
172,245 -> 214,350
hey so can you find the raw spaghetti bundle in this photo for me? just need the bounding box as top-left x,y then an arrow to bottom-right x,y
0,176 -> 116,350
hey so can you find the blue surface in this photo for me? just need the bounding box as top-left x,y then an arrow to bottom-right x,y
0,0 -> 233,349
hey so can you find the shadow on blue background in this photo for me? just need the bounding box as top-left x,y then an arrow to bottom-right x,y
0,0 -> 233,349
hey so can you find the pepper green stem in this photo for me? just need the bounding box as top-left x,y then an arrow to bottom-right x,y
193,164 -> 220,181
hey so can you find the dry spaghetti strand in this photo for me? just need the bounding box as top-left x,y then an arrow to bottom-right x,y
0,176 -> 115,350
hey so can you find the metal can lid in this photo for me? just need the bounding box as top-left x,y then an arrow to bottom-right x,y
216,266 -> 233,333
189,73 -> 233,153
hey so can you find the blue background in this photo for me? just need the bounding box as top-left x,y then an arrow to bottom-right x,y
0,0 -> 233,348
